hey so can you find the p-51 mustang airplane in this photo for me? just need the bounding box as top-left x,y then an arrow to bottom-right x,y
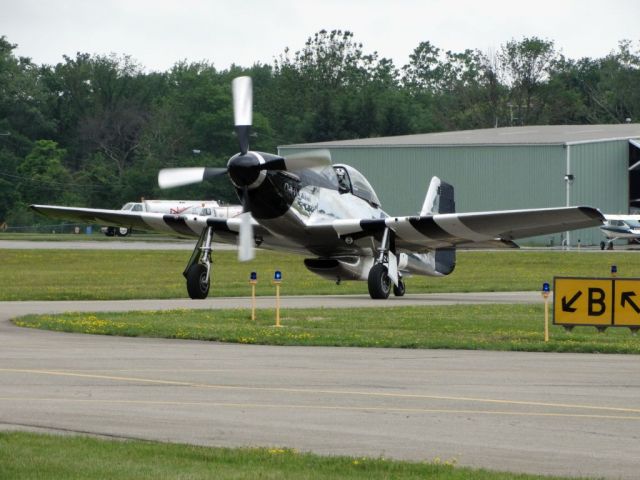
32,76 -> 605,299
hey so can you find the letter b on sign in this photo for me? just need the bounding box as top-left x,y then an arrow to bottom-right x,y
588,288 -> 606,316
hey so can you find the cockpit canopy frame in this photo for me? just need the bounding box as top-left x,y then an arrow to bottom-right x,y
333,164 -> 381,207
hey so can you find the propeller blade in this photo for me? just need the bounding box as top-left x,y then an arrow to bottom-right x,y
253,150 -> 332,175
203,167 -> 229,180
232,76 -> 253,155
241,185 -> 250,213
158,167 -> 227,189
238,211 -> 255,261
281,149 -> 332,171
158,167 -> 205,189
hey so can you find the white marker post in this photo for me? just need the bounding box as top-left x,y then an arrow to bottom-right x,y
273,270 -> 282,327
542,282 -> 550,342
249,271 -> 257,321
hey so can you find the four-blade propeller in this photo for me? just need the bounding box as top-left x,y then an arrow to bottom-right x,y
157,76 -> 332,261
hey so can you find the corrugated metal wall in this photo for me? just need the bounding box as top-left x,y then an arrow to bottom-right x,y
279,140 -> 629,246
568,141 -> 629,246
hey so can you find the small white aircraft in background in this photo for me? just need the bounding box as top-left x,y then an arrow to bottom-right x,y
32,76 -> 605,300
101,200 -> 242,236
599,214 -> 640,249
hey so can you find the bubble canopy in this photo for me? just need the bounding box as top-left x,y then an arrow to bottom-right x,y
333,164 -> 381,207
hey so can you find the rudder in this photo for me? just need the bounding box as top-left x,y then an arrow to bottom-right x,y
420,176 -> 455,215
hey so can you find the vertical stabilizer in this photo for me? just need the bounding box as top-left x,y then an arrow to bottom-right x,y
420,176 -> 456,275
420,176 -> 455,215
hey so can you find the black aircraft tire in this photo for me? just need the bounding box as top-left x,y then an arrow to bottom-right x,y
368,263 -> 391,299
186,264 -> 210,299
393,278 -> 406,297
600,241 -> 605,250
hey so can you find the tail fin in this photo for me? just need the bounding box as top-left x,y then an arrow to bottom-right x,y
420,176 -> 455,215
420,176 -> 456,275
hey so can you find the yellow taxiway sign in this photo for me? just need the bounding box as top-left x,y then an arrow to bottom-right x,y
613,279 -> 640,327
553,277 -> 640,327
554,278 -> 612,326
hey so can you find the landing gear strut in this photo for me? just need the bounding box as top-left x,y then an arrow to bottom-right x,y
367,227 -> 403,299
185,226 -> 214,299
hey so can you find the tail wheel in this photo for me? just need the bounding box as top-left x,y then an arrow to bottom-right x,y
186,264 -> 210,299
368,263 -> 391,299
393,278 -> 405,297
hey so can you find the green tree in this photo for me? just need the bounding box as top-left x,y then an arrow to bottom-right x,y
403,41 -> 444,93
403,42 -> 501,131
499,37 -> 557,125
72,152 -> 120,208
583,40 -> 640,123
273,30 -> 406,142
0,37 -> 57,223
0,36 -> 55,142
77,54 -> 154,176
17,140 -> 78,206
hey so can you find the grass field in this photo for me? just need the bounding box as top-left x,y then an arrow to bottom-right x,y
3,247 -> 632,478
2,248 -> 640,301
14,304 -> 640,353
0,432 -> 592,480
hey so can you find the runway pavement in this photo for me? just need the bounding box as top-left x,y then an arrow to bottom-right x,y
0,291 -> 544,316
1,295 -> 640,479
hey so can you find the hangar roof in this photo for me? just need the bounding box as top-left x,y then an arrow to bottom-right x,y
280,124 -> 640,149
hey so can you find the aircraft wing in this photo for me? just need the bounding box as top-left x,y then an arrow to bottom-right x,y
30,204 -> 278,246
31,204 -> 223,238
327,206 -> 604,251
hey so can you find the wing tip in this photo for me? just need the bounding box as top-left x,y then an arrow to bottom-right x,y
578,206 -> 605,223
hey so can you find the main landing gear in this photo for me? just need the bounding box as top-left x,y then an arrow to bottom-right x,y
368,263 -> 391,299
104,226 -> 131,237
367,227 -> 405,299
600,240 -> 614,250
185,226 -> 214,299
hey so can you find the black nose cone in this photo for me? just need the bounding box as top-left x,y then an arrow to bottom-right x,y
227,153 -> 261,187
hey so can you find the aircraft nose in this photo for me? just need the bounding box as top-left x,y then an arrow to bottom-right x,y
227,152 -> 263,188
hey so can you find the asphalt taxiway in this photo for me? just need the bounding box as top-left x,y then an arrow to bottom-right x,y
1,294 -> 640,479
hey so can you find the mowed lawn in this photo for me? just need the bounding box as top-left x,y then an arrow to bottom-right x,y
0,432 -> 584,480
14,303 -> 640,353
1,248 -> 640,300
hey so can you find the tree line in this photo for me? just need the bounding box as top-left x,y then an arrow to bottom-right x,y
1,30 -> 638,228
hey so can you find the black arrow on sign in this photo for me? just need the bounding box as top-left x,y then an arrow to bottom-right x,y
621,291 -> 640,314
562,291 -> 582,312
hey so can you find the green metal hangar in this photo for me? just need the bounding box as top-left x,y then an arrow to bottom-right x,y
279,124 -> 640,246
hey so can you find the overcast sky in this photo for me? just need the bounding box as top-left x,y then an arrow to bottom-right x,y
2,0 -> 639,72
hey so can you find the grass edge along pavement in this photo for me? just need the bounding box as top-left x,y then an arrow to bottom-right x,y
0,431 -> 597,480
2,249 -> 640,301
13,304 -> 640,354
